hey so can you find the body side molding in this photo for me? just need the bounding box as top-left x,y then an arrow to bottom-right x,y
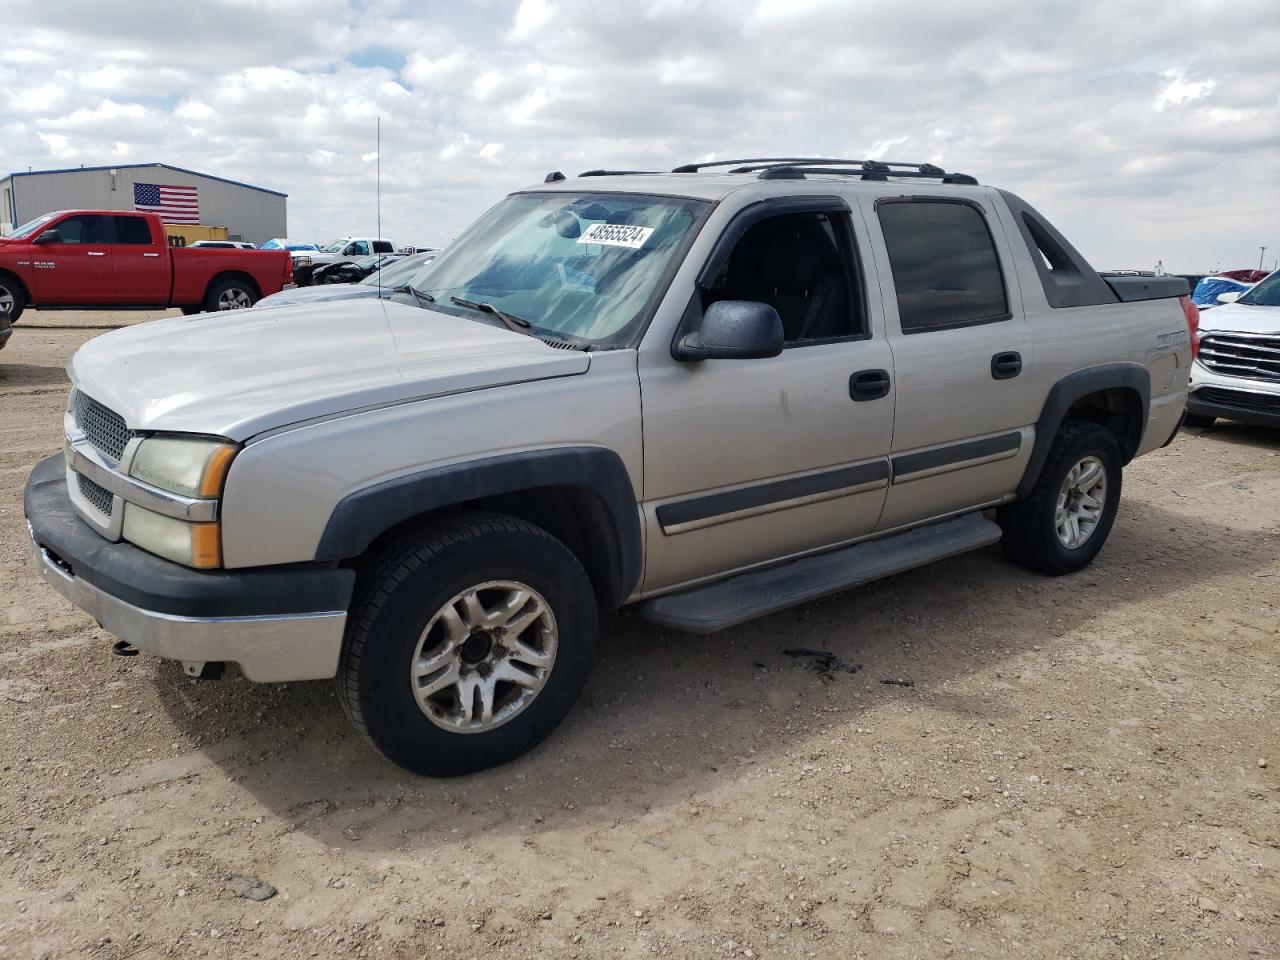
314,446 -> 643,605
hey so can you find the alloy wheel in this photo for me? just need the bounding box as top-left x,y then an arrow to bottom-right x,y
1055,455 -> 1107,549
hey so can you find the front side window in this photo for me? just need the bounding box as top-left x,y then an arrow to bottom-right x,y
48,215 -> 109,244
351,240 -> 371,256
112,216 -> 152,244
878,199 -> 1009,333
702,210 -> 863,343
413,191 -> 708,348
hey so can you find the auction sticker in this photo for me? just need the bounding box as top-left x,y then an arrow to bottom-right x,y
577,223 -> 654,249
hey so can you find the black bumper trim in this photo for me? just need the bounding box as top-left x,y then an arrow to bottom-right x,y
24,453 -> 355,619
1187,392 -> 1280,429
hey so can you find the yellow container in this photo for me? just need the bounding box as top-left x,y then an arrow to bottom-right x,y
164,224 -> 230,245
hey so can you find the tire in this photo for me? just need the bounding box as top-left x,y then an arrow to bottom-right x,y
997,419 -> 1122,576
204,278 -> 257,312
0,276 -> 25,324
1184,413 -> 1216,428
180,305 -> 203,316
337,512 -> 598,776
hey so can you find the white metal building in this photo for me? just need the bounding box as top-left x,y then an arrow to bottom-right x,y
0,163 -> 287,245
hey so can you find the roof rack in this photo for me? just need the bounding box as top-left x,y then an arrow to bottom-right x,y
672,157 -> 977,185
578,169 -> 661,177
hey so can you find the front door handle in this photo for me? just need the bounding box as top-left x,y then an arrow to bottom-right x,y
86,251 -> 107,257
849,368 -> 891,401
991,351 -> 1022,380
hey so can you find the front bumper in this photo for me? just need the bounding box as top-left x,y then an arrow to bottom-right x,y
25,454 -> 354,682
1188,384 -> 1280,428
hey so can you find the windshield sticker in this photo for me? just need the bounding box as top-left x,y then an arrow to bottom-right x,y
577,223 -> 654,249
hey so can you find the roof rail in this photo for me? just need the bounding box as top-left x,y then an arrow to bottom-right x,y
579,169 -> 660,177
672,157 -> 976,184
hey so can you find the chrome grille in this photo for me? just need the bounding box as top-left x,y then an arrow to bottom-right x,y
76,472 -> 115,517
1198,333 -> 1280,383
71,390 -> 133,461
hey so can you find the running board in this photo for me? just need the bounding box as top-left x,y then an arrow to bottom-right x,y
637,512 -> 1002,634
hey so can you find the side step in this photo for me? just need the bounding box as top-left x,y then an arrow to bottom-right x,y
637,512 -> 1002,634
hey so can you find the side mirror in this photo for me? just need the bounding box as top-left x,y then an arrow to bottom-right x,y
34,230 -> 60,244
674,300 -> 784,361
1216,291 -> 1241,304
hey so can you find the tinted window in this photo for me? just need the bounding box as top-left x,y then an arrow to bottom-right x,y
50,215 -> 110,244
351,241 -> 370,256
372,240 -> 394,254
704,210 -> 863,344
113,216 -> 152,244
878,200 -> 1008,333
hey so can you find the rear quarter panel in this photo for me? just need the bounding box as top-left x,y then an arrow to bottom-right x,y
990,198 -> 1190,458
169,248 -> 291,305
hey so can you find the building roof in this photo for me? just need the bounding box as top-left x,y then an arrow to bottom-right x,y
2,162 -> 287,198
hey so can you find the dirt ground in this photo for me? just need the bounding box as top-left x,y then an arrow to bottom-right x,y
1,311 -> 1277,960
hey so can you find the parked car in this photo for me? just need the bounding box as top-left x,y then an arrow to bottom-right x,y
312,253 -> 405,285
254,251 -> 438,309
261,239 -> 321,283
292,237 -> 398,286
0,210 -> 292,320
1187,269 -> 1280,428
1192,275 -> 1255,311
24,159 -> 1194,776
190,240 -> 257,250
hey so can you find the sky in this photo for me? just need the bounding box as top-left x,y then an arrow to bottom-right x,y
0,0 -> 1276,273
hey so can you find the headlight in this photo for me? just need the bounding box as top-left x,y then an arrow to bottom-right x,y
122,504 -> 222,568
130,436 -> 236,498
295,256 -> 312,267
124,436 -> 236,569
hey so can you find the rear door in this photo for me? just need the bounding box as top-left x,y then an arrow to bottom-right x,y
108,214 -> 170,304
29,214 -> 114,304
860,194 -> 1036,531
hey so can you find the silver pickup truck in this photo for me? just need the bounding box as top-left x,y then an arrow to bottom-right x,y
25,158 -> 1196,775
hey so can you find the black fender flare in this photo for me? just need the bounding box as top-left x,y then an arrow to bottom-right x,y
1017,363 -> 1150,500
314,446 -> 643,605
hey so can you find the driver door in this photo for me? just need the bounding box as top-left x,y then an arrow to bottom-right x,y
30,214 -> 115,305
638,199 -> 896,593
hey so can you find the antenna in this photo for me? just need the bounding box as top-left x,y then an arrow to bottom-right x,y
376,116 -> 382,293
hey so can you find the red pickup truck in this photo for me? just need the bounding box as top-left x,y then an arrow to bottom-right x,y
0,210 -> 292,323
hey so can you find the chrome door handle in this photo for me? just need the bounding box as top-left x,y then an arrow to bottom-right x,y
142,252 -> 160,257
86,251 -> 106,257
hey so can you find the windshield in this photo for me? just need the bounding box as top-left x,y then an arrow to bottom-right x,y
322,239 -> 348,253
1237,271 -> 1280,307
413,191 -> 708,347
361,254 -> 433,287
9,213 -> 58,239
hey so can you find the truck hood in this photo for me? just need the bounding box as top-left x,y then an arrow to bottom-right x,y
1198,301 -> 1280,335
68,298 -> 590,441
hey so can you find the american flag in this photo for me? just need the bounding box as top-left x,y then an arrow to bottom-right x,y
133,182 -> 200,223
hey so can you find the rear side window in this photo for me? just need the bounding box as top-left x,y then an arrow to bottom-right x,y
112,216 -> 153,244
877,199 -> 1009,333
372,240 -> 394,254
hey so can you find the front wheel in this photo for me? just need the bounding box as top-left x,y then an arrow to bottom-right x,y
0,276 -> 25,324
337,513 -> 598,776
204,278 -> 257,312
997,419 -> 1122,576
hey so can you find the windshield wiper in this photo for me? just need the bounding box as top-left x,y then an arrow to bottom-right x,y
393,284 -> 435,308
450,296 -> 532,332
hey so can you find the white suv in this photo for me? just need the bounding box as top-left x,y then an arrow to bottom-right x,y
1187,270 -> 1280,428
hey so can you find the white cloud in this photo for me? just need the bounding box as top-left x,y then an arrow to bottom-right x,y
0,0 -> 1276,269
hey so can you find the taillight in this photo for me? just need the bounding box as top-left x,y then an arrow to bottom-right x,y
283,256 -> 293,280
1179,295 -> 1200,361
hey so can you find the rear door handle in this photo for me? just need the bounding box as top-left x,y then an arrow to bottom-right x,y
849,368 -> 891,401
991,351 -> 1022,380
86,251 -> 106,257
142,252 -> 160,258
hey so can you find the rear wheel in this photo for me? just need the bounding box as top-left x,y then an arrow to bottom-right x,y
337,513 -> 597,776
204,278 -> 257,312
997,419 -> 1122,576
0,276 -> 25,324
